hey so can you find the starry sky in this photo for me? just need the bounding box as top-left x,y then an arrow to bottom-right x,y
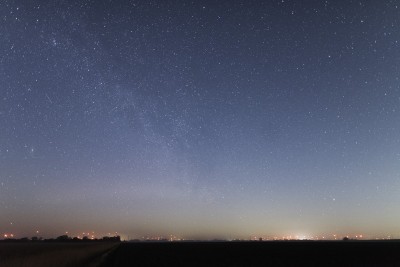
1,0 -> 400,240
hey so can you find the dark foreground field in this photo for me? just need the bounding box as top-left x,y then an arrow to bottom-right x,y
0,242 -> 118,267
102,241 -> 400,267
2,241 -> 400,266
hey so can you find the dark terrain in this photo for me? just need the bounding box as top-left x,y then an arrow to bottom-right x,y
2,240 -> 400,266
102,241 -> 400,267
0,242 -> 117,267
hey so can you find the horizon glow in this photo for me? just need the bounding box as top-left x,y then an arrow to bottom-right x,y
1,0 -> 400,240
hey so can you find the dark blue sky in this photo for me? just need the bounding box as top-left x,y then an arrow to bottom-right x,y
1,0 -> 400,240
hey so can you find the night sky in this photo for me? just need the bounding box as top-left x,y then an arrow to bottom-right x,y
1,0 -> 400,240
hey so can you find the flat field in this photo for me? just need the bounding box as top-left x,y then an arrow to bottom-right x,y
102,241 -> 400,267
0,242 -> 117,267
2,241 -> 400,266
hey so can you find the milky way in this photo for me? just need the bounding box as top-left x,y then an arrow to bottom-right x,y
1,0 -> 400,240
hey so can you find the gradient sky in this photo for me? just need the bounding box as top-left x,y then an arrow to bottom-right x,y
1,0 -> 400,240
